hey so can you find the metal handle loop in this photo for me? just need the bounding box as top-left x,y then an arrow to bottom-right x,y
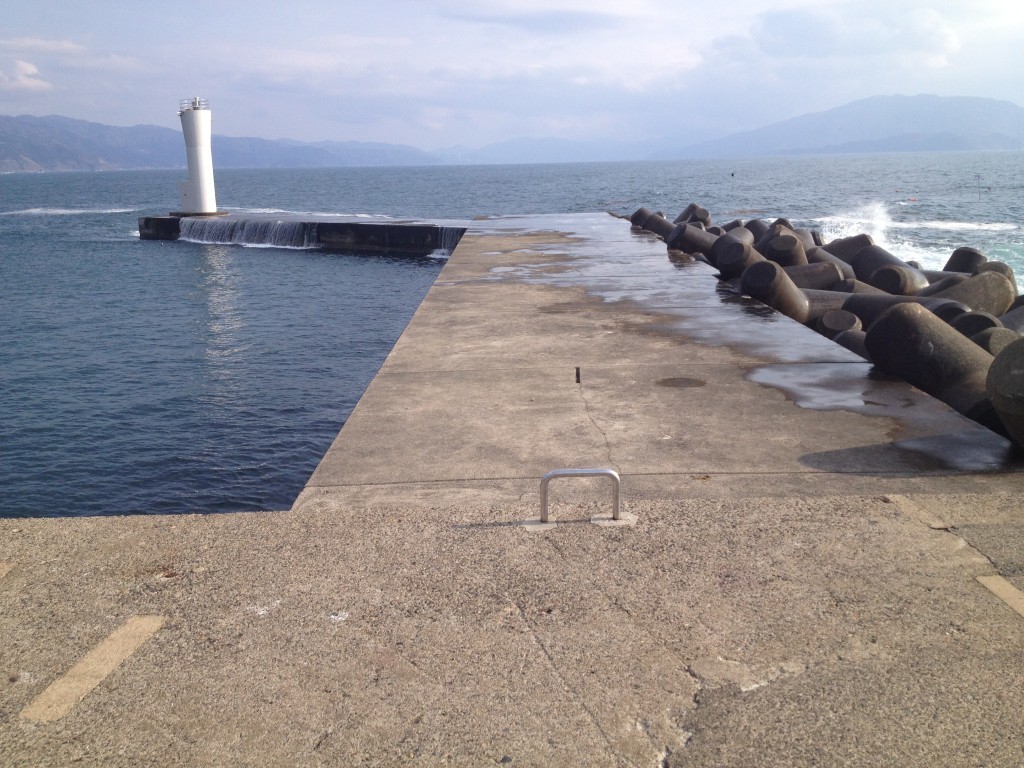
540,468 -> 621,523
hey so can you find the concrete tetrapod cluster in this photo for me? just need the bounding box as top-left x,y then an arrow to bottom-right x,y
629,204 -> 1024,448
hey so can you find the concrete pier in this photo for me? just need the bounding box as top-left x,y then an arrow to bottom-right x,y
3,214 -> 1024,766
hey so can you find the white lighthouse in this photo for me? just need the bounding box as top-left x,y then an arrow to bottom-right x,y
176,97 -> 218,215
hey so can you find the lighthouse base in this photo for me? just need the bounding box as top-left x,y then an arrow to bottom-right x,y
168,210 -> 230,218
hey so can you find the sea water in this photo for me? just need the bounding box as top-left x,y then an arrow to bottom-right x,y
2,152 -> 1022,516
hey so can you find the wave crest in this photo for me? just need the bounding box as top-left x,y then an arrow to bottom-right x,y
0,207 -> 139,216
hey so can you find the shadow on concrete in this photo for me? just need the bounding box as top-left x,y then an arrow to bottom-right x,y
799,431 -> 1023,475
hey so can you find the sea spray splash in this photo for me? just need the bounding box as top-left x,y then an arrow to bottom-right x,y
814,202 -> 972,273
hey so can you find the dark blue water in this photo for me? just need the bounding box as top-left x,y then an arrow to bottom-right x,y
1,172 -> 445,516
2,154 -> 1022,516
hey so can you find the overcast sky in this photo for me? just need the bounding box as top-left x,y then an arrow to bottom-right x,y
2,1 -> 1022,149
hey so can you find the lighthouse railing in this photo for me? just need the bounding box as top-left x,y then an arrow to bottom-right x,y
178,97 -> 210,114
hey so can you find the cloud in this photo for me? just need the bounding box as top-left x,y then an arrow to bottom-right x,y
213,1 -> 701,102
752,5 -> 961,63
904,8 -> 962,67
1,0 -> 1021,149
0,59 -> 53,91
439,7 -> 624,35
0,36 -> 85,54
74,53 -> 141,73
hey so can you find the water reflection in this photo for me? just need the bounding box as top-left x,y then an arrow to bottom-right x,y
195,245 -> 248,395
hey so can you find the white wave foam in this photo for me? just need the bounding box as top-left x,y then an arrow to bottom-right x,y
176,236 -> 318,250
239,243 -> 318,250
299,211 -> 393,220
814,203 -> 936,270
226,207 -> 295,215
815,202 -> 1018,238
815,202 -> 893,244
223,207 -> 395,221
892,220 -> 1017,232
0,207 -> 138,216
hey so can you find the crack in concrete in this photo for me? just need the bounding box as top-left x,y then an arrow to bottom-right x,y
508,595 -> 619,757
674,664 -> 705,763
577,372 -> 616,467
888,494 -> 1001,573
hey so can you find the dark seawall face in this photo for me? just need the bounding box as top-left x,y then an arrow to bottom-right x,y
140,215 -> 466,257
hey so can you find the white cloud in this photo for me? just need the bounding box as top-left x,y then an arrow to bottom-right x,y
752,5 -> 961,62
0,37 -> 85,54
0,59 -> 52,91
0,0 -> 1021,147
905,8 -> 961,67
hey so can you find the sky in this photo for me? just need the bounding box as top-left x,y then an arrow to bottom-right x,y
1,1 -> 1022,150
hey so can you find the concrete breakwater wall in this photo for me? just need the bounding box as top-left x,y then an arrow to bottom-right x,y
139,215 -> 466,257
629,205 -> 1024,449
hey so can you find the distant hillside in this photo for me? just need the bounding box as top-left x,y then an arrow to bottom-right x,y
3,95 -> 1023,171
0,114 -> 438,172
670,95 -> 1024,158
0,115 -> 181,171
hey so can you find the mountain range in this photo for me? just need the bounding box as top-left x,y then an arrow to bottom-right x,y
2,94 -> 1023,172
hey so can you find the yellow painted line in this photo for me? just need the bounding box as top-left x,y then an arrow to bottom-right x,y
977,575 -> 1024,619
20,615 -> 165,722
0,562 -> 12,579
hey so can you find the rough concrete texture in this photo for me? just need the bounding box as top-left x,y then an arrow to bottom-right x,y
2,213 -> 1023,766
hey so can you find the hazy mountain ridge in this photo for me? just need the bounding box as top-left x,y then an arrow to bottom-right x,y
0,116 -> 438,172
674,95 -> 1024,158
0,114 -> 183,172
2,95 -> 1023,171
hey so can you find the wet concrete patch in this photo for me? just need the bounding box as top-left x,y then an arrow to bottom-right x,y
472,214 -> 860,363
663,302 -> 859,364
749,362 -> 1023,472
748,363 -> 884,411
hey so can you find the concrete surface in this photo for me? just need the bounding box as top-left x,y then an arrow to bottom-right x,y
2,213 -> 1023,766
